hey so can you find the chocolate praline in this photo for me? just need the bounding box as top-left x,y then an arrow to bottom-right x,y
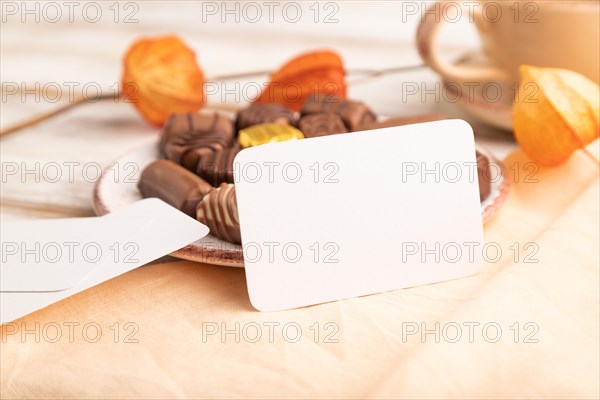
297,113 -> 348,138
235,103 -> 296,132
301,93 -> 377,131
160,112 -> 235,171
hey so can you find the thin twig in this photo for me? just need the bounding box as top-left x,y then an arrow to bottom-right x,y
348,64 -> 426,85
0,64 -> 426,137
209,65 -> 425,82
208,69 -> 273,81
1,92 -> 120,137
581,147 -> 600,168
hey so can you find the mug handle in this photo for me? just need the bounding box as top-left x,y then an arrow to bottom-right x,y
416,1 -> 511,83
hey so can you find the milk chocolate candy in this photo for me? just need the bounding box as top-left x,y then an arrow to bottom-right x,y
238,123 -> 304,149
297,113 -> 348,138
301,93 -> 376,131
138,160 -> 213,217
476,151 -> 491,201
196,183 -> 242,244
195,146 -> 240,186
358,114 -> 446,131
235,103 -> 296,132
160,112 -> 235,171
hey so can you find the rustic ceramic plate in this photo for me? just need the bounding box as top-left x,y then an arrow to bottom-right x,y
93,137 -> 509,267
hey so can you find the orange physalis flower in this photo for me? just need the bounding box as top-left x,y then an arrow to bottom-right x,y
254,50 -> 347,111
513,65 -> 599,166
122,35 -> 205,126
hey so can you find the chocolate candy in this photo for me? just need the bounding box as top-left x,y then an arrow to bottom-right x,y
196,183 -> 242,244
238,123 -> 304,149
195,146 -> 240,186
160,112 -> 235,171
301,93 -> 376,131
476,151 -> 491,201
297,113 -> 348,138
235,103 -> 296,132
138,160 -> 212,217
358,114 -> 446,131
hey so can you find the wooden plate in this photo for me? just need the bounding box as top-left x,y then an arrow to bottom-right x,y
93,137 -> 509,267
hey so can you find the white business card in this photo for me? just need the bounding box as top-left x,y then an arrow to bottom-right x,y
234,120 -> 484,311
0,199 -> 209,324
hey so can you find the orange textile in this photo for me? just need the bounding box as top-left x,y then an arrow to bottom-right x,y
1,145 -> 599,399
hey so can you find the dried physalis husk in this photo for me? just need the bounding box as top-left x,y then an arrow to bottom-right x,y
513,65 -> 599,166
254,50 -> 347,112
122,35 -> 205,126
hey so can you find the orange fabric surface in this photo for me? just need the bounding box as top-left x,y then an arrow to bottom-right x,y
1,146 -> 599,399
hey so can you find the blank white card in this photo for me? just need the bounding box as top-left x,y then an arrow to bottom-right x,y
234,120 -> 484,311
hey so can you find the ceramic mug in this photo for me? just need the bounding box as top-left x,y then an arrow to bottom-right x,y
417,0 -> 600,84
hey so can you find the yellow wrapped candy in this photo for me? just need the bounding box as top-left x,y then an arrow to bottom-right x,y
238,123 -> 304,149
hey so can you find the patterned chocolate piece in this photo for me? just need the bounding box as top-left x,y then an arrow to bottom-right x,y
477,151 -> 491,202
138,160 -> 213,217
160,112 -> 235,171
301,93 -> 376,131
235,103 -> 296,132
297,113 -> 348,138
196,183 -> 242,244
195,146 -> 240,186
238,123 -> 304,149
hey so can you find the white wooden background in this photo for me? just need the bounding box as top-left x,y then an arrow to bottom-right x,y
0,0 -> 516,222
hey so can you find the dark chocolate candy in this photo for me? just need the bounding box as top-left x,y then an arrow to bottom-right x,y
138,160 -> 213,217
297,113 -> 348,138
476,151 -> 491,201
235,103 -> 296,132
301,93 -> 376,131
195,146 -> 240,186
160,112 -> 235,171
196,183 -> 241,244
